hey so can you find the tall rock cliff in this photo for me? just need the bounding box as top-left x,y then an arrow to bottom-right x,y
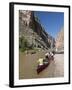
55,27 -> 64,50
19,10 -> 55,50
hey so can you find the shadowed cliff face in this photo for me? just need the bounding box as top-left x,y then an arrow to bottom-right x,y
19,10 -> 55,50
55,27 -> 64,50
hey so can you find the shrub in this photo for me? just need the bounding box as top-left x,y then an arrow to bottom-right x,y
19,36 -> 29,52
19,36 -> 35,52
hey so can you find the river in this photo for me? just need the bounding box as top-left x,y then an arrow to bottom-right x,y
19,51 -> 64,79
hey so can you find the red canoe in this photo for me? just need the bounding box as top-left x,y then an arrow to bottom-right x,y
37,56 -> 54,74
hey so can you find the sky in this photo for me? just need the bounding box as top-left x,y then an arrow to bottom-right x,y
34,11 -> 64,39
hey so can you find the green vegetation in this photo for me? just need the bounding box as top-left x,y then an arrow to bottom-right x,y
19,36 -> 38,53
48,42 -> 51,48
19,36 -> 35,52
19,36 -> 29,52
19,36 -> 44,54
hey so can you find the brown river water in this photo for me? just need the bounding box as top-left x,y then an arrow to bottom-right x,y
19,51 -> 64,79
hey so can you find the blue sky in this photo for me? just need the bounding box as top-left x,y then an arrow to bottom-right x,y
34,11 -> 64,39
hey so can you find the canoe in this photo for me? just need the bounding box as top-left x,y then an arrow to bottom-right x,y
37,56 -> 54,74
37,62 -> 49,74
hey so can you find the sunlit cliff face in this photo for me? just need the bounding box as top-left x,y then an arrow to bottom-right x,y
55,27 -> 64,50
19,10 -> 33,26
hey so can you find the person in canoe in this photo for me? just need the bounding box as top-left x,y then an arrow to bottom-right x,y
37,58 -> 44,66
37,53 -> 49,66
49,52 -> 54,60
37,53 -> 49,74
37,52 -> 55,74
